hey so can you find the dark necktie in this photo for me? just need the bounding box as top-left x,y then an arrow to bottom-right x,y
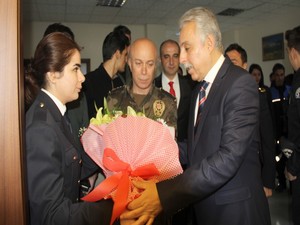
168,81 -> 176,97
195,80 -> 209,127
63,112 -> 73,134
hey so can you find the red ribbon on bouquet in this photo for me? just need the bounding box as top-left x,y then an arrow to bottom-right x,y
81,148 -> 160,225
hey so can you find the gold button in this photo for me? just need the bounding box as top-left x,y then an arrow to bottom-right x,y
39,102 -> 44,107
73,156 -> 77,160
79,159 -> 82,164
78,180 -> 80,184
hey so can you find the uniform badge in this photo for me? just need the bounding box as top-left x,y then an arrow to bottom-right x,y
153,100 -> 165,117
295,87 -> 300,99
258,87 -> 266,93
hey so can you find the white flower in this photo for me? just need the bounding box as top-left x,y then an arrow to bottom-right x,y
156,118 -> 167,126
78,127 -> 87,137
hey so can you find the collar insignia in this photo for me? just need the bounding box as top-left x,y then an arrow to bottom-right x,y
153,100 -> 165,117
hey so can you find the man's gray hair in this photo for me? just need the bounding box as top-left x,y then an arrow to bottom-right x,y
179,7 -> 223,52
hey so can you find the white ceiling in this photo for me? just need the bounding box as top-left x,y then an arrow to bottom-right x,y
22,0 -> 300,32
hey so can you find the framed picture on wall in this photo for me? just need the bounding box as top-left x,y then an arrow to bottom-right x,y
81,58 -> 91,75
262,33 -> 284,61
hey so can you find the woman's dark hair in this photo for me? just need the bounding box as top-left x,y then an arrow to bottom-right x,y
25,32 -> 81,110
25,66 -> 39,111
249,63 -> 265,87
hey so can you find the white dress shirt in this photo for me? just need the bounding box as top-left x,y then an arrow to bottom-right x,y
194,55 -> 225,125
41,88 -> 67,116
161,73 -> 180,108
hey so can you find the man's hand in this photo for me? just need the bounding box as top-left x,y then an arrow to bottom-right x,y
120,210 -> 137,225
88,173 -> 98,192
120,180 -> 163,225
285,168 -> 297,181
263,187 -> 273,197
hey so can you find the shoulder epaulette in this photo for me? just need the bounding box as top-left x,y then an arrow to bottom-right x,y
33,101 -> 47,122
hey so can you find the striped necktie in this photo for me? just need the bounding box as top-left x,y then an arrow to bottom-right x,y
195,80 -> 209,127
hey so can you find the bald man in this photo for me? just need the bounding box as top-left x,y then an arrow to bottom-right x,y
107,38 -> 177,133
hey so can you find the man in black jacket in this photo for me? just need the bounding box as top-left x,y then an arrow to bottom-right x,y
84,31 -> 129,119
283,25 -> 300,225
225,43 -> 276,197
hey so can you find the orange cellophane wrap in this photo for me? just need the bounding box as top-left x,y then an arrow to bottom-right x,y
81,116 -> 183,225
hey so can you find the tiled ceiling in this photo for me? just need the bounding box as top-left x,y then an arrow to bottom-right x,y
22,0 -> 300,32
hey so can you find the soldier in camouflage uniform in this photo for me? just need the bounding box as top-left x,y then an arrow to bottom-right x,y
107,84 -> 177,129
107,37 -> 177,133
107,37 -> 177,225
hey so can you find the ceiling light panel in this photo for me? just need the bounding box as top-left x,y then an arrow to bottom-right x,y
96,0 -> 127,7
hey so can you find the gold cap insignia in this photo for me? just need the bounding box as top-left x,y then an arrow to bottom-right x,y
153,100 -> 165,117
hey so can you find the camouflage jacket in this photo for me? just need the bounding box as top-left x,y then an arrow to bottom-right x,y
107,84 -> 177,131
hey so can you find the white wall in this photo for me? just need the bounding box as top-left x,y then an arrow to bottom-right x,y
222,6 -> 299,86
23,21 -> 178,71
23,7 -> 298,82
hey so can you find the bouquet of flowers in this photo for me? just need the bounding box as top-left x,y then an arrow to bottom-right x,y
81,102 -> 183,225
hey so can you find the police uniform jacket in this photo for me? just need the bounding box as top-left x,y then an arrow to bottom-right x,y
287,68 -> 300,175
270,84 -> 291,139
66,92 -> 98,178
107,84 -> 177,131
26,90 -> 113,225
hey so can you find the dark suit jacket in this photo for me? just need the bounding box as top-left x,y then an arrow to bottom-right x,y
155,74 -> 195,142
287,68 -> 300,176
258,88 -> 276,189
26,91 -> 113,225
157,58 -> 271,225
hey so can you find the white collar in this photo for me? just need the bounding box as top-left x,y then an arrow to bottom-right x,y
161,73 -> 179,84
203,54 -> 225,84
41,88 -> 67,116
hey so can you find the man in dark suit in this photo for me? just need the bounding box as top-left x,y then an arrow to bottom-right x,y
121,7 -> 271,225
155,39 -> 195,144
